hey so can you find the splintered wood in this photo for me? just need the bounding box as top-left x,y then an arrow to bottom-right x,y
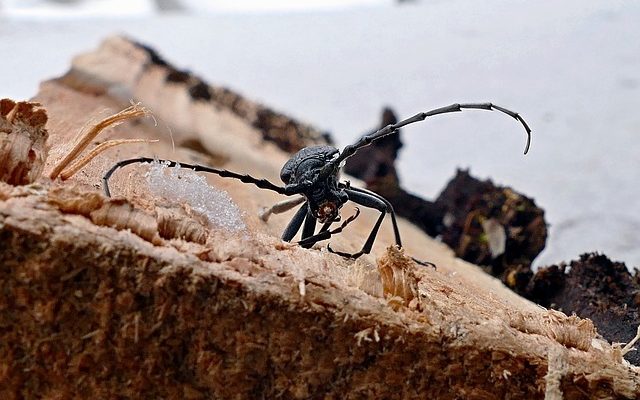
377,246 -> 419,309
1,37 -> 639,399
48,103 -> 153,180
0,99 -> 48,185
509,309 -> 597,351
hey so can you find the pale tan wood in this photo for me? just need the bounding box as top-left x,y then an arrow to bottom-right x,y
0,36 -> 638,399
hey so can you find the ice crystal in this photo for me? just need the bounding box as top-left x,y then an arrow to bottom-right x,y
145,161 -> 246,232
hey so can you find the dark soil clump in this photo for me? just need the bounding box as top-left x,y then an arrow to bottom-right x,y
527,253 -> 640,365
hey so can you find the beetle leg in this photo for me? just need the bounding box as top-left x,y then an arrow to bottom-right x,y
299,208 -> 317,248
297,208 -> 360,248
330,188 -> 435,268
341,184 -> 402,247
259,196 -> 306,222
282,203 -> 309,242
327,189 -> 388,259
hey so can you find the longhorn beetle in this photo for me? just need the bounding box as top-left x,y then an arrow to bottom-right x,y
103,103 -> 531,266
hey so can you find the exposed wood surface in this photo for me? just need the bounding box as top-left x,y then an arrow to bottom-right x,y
1,36 -> 639,399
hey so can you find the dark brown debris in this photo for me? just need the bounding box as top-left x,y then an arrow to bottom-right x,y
133,39 -> 170,67
343,107 -> 403,186
526,253 -> 640,365
435,169 -> 548,294
188,80 -> 212,101
165,68 -> 191,83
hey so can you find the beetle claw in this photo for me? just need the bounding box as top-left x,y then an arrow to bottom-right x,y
411,256 -> 437,269
327,243 -> 363,260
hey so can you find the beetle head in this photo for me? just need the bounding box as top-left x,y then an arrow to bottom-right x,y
313,201 -> 339,223
308,188 -> 348,223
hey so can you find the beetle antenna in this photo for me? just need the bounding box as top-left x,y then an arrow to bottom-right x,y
102,157 -> 291,197
316,102 -> 531,183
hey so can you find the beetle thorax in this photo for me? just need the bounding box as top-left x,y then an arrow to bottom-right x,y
280,145 -> 340,185
280,145 -> 348,223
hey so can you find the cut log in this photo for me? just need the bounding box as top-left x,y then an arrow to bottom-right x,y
1,36 -> 639,399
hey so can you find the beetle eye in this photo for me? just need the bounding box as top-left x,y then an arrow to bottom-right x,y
279,170 -> 291,184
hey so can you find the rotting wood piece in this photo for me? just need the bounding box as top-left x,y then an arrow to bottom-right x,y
435,169 -> 548,293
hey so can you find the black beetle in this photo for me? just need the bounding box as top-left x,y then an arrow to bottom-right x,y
103,102 -> 531,265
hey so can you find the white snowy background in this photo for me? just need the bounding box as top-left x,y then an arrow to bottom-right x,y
1,0 -> 639,269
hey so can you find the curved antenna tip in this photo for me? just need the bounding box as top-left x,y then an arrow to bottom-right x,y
513,113 -> 532,155
523,132 -> 531,155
